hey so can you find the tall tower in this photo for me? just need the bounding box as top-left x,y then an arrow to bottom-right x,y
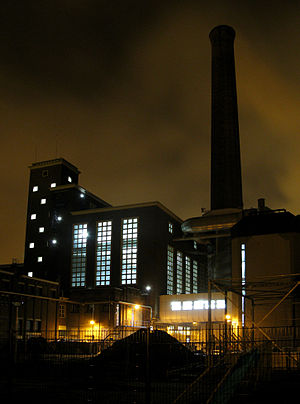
24,159 -> 80,281
210,25 -> 243,211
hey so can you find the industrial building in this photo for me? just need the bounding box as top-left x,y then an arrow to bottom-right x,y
1,25 -> 299,344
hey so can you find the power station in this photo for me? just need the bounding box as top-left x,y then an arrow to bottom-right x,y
1,26 -> 300,341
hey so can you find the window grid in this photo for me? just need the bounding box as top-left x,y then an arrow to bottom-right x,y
193,261 -> 198,293
167,246 -> 174,295
96,221 -> 112,286
168,222 -> 173,234
71,224 -> 88,287
185,256 -> 191,294
121,218 -> 138,285
176,251 -> 183,294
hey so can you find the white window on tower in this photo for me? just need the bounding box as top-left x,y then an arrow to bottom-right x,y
71,223 -> 88,287
33,186 -> 38,192
37,256 -> 43,262
41,198 -> 46,205
50,182 -> 56,188
167,246 -> 174,295
168,222 -> 173,234
31,214 -> 37,220
96,221 -> 112,286
39,227 -> 45,233
68,176 -> 72,183
176,251 -> 183,294
185,256 -> 191,294
121,218 -> 138,285
29,242 -> 35,249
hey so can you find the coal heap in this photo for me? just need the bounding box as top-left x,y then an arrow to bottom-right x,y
93,329 -> 201,378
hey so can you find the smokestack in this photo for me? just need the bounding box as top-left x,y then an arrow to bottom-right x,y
209,25 -> 243,211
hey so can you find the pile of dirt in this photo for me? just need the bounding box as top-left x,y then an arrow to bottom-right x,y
93,329 -> 203,378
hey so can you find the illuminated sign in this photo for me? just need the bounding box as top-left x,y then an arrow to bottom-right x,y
171,299 -> 225,311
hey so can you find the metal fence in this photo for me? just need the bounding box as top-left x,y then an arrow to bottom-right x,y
1,326 -> 300,403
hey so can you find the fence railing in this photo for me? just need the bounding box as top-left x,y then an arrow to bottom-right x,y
2,326 -> 300,403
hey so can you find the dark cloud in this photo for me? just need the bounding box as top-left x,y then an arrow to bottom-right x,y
1,1 -> 300,263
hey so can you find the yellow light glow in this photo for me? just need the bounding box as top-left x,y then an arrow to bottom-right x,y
90,320 -> 95,325
134,304 -> 140,310
225,314 -> 231,321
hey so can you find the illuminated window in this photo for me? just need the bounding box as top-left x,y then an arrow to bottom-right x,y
176,251 -> 183,294
71,224 -> 88,287
31,213 -> 36,220
29,242 -> 34,249
182,301 -> 193,310
216,300 -> 226,309
121,218 -> 138,285
37,256 -> 43,262
194,300 -> 209,310
241,243 -> 246,326
41,198 -> 46,205
193,261 -> 198,293
171,301 -> 181,311
33,186 -> 38,192
96,221 -> 112,286
59,304 -> 65,318
39,227 -> 45,233
28,272 -> 33,277
168,222 -> 173,234
68,176 -> 72,183
185,256 -> 191,294
52,239 -> 57,245
194,241 -> 197,250
167,246 -> 174,294
50,182 -> 56,188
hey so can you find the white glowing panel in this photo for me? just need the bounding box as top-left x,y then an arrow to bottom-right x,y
171,301 -> 182,311
171,299 -> 226,311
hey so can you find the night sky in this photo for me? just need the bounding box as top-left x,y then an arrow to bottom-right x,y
1,1 -> 300,264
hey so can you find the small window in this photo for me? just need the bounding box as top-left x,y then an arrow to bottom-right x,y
37,256 -> 43,262
50,182 -> 56,188
26,319 -> 34,332
168,222 -> 173,234
68,176 -> 72,183
29,242 -> 35,249
35,320 -> 42,332
33,186 -> 38,192
194,241 -> 197,250
28,271 -> 33,277
41,198 -> 46,205
39,227 -> 45,233
59,304 -> 65,318
31,213 -> 36,220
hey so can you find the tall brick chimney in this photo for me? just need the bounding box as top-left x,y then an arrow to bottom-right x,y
209,25 -> 243,211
